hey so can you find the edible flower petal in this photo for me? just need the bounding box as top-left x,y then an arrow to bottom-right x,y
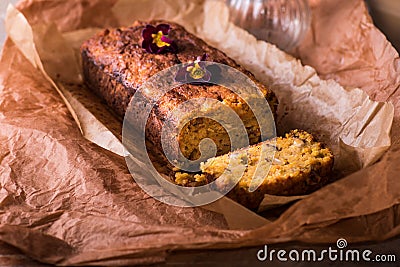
142,24 -> 177,54
175,54 -> 214,84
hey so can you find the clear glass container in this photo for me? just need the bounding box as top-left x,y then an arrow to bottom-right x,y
226,0 -> 311,52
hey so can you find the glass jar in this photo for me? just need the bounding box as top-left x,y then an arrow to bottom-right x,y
226,0 -> 311,52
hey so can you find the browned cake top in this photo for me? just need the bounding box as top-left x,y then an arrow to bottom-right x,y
83,20 -> 244,82
81,20 -> 276,115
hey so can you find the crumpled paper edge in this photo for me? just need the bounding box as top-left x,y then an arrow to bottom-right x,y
4,0 -> 394,222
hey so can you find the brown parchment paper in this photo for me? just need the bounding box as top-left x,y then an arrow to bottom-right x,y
5,4 -> 271,229
0,0 -> 399,265
7,0 -> 394,210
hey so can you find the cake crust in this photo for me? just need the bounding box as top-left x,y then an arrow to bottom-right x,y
81,20 -> 278,162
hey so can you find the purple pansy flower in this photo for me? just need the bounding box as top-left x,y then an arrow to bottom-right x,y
142,24 -> 177,54
175,54 -> 212,84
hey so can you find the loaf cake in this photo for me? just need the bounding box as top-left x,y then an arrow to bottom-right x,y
81,20 -> 278,162
174,130 -> 334,210
81,21 -> 333,211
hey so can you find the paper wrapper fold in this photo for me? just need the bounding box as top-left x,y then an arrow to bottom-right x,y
0,0 -> 399,265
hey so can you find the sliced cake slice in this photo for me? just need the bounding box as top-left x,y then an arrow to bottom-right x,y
174,130 -> 334,210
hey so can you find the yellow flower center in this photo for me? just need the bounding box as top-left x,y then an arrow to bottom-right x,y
151,31 -> 171,48
187,62 -> 205,79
